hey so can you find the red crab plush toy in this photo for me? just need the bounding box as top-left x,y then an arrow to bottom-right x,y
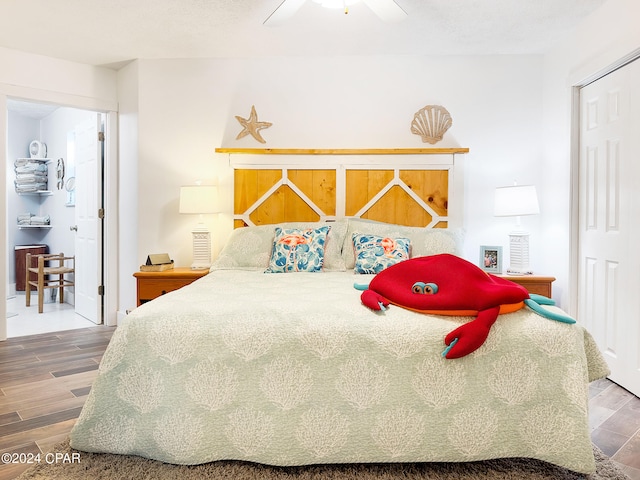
356,253 -> 574,359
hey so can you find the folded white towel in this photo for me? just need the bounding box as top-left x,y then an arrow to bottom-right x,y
15,183 -> 47,193
17,214 -> 50,225
15,164 -> 47,174
15,173 -> 47,183
29,215 -> 50,225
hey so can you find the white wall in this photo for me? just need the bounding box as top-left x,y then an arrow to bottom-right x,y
116,61 -> 139,320
0,47 -> 117,104
0,95 -> 6,321
1,46 -> 117,339
541,0 -> 640,313
120,54 -> 545,311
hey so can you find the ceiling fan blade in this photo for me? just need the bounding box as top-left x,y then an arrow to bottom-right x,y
264,0 -> 307,26
362,0 -> 407,22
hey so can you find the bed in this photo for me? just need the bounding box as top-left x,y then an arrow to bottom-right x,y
69,156 -> 610,474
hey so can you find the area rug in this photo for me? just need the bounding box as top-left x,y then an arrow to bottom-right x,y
17,440 -> 628,480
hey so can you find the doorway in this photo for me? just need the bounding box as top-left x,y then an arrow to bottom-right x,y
5,99 -> 104,336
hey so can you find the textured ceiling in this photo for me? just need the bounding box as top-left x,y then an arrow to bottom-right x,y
0,0 -> 607,69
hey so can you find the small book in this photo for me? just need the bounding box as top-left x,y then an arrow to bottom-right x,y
139,263 -> 174,272
140,253 -> 174,271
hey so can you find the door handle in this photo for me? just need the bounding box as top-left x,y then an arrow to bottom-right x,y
70,225 -> 78,231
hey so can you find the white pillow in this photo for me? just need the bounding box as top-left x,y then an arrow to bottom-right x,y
342,218 -> 463,269
211,219 -> 348,271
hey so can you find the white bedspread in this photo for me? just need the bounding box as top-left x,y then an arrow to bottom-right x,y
70,270 -> 610,473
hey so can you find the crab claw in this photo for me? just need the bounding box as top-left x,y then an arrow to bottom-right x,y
443,322 -> 491,359
442,306 -> 500,359
361,290 -> 390,311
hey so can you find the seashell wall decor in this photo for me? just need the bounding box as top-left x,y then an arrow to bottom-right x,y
410,105 -> 453,144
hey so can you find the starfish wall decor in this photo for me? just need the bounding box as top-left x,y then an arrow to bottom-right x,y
235,105 -> 272,144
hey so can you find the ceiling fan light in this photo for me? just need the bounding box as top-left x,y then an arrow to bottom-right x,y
311,0 -> 360,9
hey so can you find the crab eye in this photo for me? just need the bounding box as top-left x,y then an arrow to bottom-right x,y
412,282 -> 438,294
423,283 -> 439,294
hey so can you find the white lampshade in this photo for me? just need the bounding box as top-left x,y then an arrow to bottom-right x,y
494,184 -> 540,275
494,185 -> 540,217
179,184 -> 218,270
179,185 -> 218,214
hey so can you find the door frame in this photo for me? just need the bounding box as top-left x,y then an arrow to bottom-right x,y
0,85 -> 119,340
569,47 -> 640,318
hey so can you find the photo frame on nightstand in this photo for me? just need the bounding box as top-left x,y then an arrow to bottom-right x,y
480,245 -> 502,273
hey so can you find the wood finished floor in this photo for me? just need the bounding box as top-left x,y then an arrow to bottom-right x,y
0,326 -> 115,480
1,326 -> 639,480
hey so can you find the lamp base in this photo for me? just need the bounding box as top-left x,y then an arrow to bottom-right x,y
191,224 -> 212,270
507,231 -> 532,275
505,269 -> 533,276
190,263 -> 211,271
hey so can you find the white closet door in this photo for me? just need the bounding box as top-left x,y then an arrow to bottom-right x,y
578,59 -> 640,396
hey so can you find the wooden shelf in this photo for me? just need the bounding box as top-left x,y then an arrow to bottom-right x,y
17,190 -> 52,196
215,148 -> 469,155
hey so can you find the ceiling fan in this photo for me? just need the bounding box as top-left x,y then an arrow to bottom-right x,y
264,0 -> 407,25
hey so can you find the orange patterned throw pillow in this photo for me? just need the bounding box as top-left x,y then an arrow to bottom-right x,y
265,226 -> 331,273
352,233 -> 410,274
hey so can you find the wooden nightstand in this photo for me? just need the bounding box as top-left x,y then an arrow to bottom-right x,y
133,267 -> 209,306
497,274 -> 555,297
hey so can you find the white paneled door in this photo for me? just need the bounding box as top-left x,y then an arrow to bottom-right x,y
578,59 -> 640,396
73,115 -> 103,324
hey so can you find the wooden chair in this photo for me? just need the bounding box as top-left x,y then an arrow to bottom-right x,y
25,253 -> 75,314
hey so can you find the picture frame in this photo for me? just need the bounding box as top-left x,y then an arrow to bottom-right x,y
480,245 -> 502,273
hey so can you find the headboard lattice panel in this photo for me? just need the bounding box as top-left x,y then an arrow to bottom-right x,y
223,148 -> 467,229
234,169 -> 337,228
234,167 -> 450,229
345,169 -> 449,228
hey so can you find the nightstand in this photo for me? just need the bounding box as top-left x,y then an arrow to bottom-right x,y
497,274 -> 555,297
133,267 -> 209,306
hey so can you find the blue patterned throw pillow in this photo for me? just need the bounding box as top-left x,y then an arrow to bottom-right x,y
352,233 -> 410,274
265,226 -> 331,273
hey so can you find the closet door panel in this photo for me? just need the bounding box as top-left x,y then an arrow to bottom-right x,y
578,58 -> 640,396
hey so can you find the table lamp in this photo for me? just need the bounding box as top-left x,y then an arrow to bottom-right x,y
494,183 -> 540,275
179,184 -> 218,270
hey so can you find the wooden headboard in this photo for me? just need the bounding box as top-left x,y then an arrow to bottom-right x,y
216,148 -> 468,230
